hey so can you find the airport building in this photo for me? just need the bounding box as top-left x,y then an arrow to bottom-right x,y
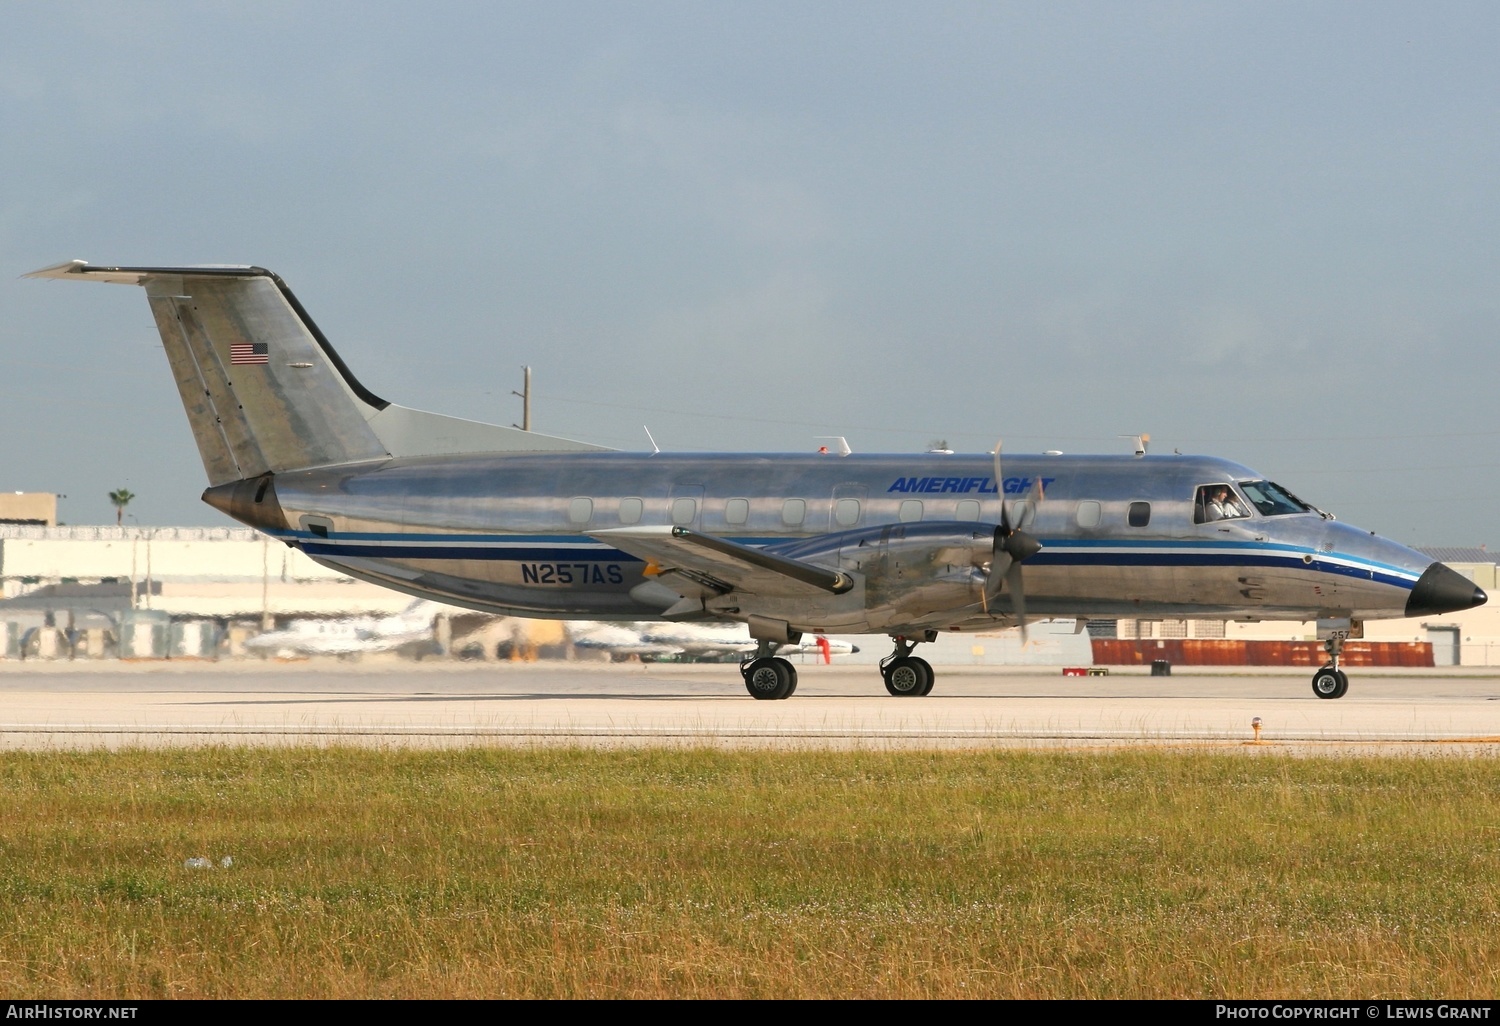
0,523 -> 561,661
0,524 -> 407,613
0,524 -> 414,659
0,493 -> 57,527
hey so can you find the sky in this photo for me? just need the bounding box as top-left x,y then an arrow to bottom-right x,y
1,2 -> 1496,545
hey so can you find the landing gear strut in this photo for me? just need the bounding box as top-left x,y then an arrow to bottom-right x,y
741,639 -> 797,700
1311,633 -> 1350,700
881,635 -> 935,697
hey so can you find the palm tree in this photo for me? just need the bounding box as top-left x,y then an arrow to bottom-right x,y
108,488 -> 135,526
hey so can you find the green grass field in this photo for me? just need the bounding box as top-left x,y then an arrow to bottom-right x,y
1,746 -> 1498,998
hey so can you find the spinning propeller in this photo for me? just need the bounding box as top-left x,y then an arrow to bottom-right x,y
983,440 -> 1044,639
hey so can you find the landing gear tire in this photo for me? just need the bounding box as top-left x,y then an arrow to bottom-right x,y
1312,666 -> 1348,700
744,657 -> 795,700
883,656 -> 932,697
913,657 -> 935,696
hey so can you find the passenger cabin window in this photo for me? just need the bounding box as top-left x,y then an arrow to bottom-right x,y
898,500 -> 923,523
1195,484 -> 1251,524
782,499 -> 806,527
834,498 -> 861,527
567,497 -> 593,525
671,497 -> 697,525
724,498 -> 749,526
955,499 -> 980,522
1076,501 -> 1101,528
1127,501 -> 1151,528
1239,480 -> 1314,517
618,498 -> 643,525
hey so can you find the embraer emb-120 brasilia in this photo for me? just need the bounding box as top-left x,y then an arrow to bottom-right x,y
28,260 -> 1486,700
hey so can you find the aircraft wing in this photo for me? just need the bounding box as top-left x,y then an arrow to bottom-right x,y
590,527 -> 855,601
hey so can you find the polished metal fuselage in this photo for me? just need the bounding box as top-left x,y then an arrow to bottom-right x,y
258,450 -> 1436,636
29,260 -> 1459,642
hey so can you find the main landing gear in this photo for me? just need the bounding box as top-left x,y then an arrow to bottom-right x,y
880,635 -> 935,697
741,640 -> 797,700
739,632 -> 939,700
1311,633 -> 1351,700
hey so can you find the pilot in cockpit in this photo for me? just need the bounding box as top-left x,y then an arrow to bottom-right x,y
1198,484 -> 1250,523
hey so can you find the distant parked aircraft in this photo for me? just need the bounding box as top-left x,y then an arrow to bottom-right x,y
569,620 -> 856,664
568,621 -> 684,660
777,635 -> 860,663
244,599 -> 440,657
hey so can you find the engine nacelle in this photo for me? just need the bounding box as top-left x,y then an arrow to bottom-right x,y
776,522 -> 996,630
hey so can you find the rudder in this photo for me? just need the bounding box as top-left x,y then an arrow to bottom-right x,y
143,272 -> 389,484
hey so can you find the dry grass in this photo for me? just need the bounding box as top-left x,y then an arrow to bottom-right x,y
0,747 -> 1498,998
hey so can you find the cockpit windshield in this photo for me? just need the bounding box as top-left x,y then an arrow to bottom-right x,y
1238,480 -> 1313,517
1195,484 -> 1250,523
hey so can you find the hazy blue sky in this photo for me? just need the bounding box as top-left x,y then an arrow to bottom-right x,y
2,2 -> 1496,544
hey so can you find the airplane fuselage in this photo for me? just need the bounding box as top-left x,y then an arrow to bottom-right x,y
211,450 -> 1458,635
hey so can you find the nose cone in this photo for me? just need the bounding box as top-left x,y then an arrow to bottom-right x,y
1406,562 -> 1488,618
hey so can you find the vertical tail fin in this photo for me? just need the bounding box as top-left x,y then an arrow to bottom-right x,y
27,261 -> 607,486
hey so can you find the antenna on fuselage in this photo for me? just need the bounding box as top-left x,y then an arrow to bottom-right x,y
643,426 -> 660,454
1119,433 -> 1150,457
815,436 -> 852,456
511,366 -> 531,431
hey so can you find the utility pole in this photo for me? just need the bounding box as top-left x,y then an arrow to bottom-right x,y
261,535 -> 272,632
512,366 -> 531,431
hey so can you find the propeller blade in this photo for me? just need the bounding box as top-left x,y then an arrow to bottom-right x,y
984,438 -> 1043,636
983,439 -> 1010,607
992,440 -> 1009,533
1015,473 -> 1046,531
986,537 -> 1013,605
1005,561 -> 1029,642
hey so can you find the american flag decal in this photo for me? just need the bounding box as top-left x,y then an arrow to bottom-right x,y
230,341 -> 269,365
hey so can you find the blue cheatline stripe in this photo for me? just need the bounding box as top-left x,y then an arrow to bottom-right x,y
302,542 -> 643,562
283,529 -> 1421,591
1031,551 -> 1414,589
1027,537 -> 1422,580
271,529 -> 599,544
273,528 -> 788,546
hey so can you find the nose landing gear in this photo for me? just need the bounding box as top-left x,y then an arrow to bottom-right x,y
881,635 -> 935,696
1311,632 -> 1350,699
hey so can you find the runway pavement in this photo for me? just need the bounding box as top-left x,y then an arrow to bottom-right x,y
3,660 -> 1500,751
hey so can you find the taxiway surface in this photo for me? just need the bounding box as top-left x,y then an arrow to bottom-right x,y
3,661 -> 1500,751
